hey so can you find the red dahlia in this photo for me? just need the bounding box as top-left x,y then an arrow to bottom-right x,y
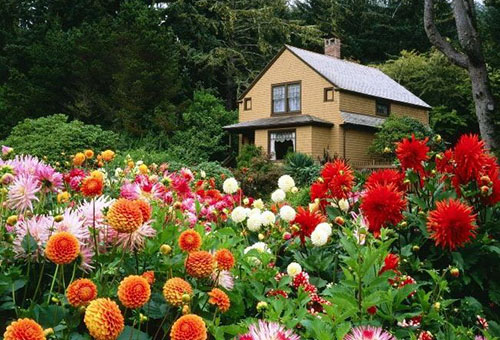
427,199 -> 477,250
435,149 -> 455,174
321,159 -> 354,199
310,181 -> 328,206
379,253 -> 400,275
292,207 -> 326,244
360,183 -> 407,237
395,134 -> 429,175
452,134 -> 489,186
365,169 -> 406,192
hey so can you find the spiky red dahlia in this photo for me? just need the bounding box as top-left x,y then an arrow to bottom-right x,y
291,207 -> 326,244
452,134 -> 488,186
379,253 -> 400,275
310,181 -> 328,207
360,184 -> 407,237
321,159 -> 354,199
435,149 -> 455,174
395,134 -> 429,175
427,199 -> 477,250
365,169 -> 406,192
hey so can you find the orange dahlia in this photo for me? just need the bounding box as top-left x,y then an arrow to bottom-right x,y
84,298 -> 124,340
84,149 -> 94,159
134,199 -> 152,221
73,152 -> 86,166
66,278 -> 98,307
117,275 -> 151,309
3,318 -> 45,340
214,249 -> 235,271
208,288 -> 230,312
81,176 -> 103,197
178,229 -> 202,252
141,271 -> 155,285
170,314 -> 207,340
427,199 -> 477,250
45,232 -> 80,265
163,277 -> 193,307
185,251 -> 214,278
101,150 -> 115,162
107,198 -> 143,233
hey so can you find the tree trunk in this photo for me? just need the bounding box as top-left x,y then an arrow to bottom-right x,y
468,63 -> 498,149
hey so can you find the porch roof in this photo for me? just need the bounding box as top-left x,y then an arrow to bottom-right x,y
341,111 -> 386,128
223,114 -> 333,132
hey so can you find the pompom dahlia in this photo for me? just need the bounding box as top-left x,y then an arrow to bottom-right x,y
3,318 -> 45,340
178,229 -> 202,252
344,325 -> 395,340
107,198 -> 143,233
163,277 -> 193,307
208,288 -> 230,312
395,134 -> 429,175
215,249 -> 235,271
84,298 -> 124,340
360,184 -> 406,236
141,271 -> 155,285
134,199 -> 152,221
117,275 -> 151,309
185,251 -> 215,278
427,199 -> 476,250
45,232 -> 80,265
80,176 -> 103,197
66,278 -> 98,307
170,314 -> 207,340
238,320 -> 300,340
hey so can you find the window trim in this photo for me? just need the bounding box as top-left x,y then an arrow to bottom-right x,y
375,99 -> 391,116
324,87 -> 334,102
271,81 -> 302,115
244,97 -> 252,111
268,129 -> 297,161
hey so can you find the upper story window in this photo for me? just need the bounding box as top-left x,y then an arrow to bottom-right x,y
324,87 -> 334,102
272,82 -> 301,114
376,100 -> 390,116
244,98 -> 252,110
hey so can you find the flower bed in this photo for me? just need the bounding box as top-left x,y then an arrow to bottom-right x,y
0,134 -> 498,339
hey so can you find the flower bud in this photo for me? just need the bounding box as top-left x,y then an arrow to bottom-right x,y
256,301 -> 268,312
399,221 -> 408,228
291,225 -> 300,233
450,268 -> 460,278
412,245 -> 420,252
182,294 -> 191,303
317,177 -> 324,183
434,134 -> 442,143
334,216 -> 344,225
258,233 -> 265,241
480,175 -> 491,185
283,232 -> 292,241
243,198 -> 250,205
139,313 -> 148,323
480,185 -> 490,196
367,306 -> 377,315
383,147 -> 392,154
6,215 -> 18,226
182,305 -> 190,315
54,215 -> 64,223
160,244 -> 172,255
433,302 -> 441,310
51,297 -> 60,304
291,187 -> 299,194
43,328 -> 54,336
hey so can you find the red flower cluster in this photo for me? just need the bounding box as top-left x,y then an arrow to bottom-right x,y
310,160 -> 354,208
360,183 -> 407,237
395,134 -> 429,177
436,134 -> 500,205
291,207 -> 326,244
365,169 -> 406,192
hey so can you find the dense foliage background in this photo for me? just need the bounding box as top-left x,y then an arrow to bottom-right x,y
1,0 -> 500,158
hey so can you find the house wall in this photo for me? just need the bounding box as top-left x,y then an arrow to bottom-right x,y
343,128 -> 377,166
253,126 -> 314,157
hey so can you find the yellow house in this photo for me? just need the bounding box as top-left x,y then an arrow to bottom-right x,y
223,39 -> 431,167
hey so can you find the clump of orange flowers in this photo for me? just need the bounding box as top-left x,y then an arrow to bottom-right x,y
185,251 -> 214,278
170,314 -> 207,340
117,275 -> 151,309
163,277 -> 193,307
45,232 -> 80,265
178,229 -> 202,252
214,249 -> 235,271
100,150 -> 115,162
66,278 -> 98,307
141,271 -> 155,285
80,176 -> 103,197
73,152 -> 86,166
208,288 -> 230,312
84,298 -> 124,340
3,318 -> 45,340
107,198 -> 143,233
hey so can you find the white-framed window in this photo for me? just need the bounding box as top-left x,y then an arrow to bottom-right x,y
269,130 -> 296,160
272,82 -> 301,113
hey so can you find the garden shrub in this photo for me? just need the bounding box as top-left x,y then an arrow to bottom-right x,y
284,152 -> 321,186
1,114 -> 118,163
111,148 -> 179,168
369,114 -> 436,159
236,144 -> 262,169
192,162 -> 233,187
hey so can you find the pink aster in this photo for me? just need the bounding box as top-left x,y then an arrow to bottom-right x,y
54,209 -> 90,242
239,320 -> 300,340
7,175 -> 41,212
115,221 -> 156,251
78,245 -> 95,272
8,155 -> 44,177
13,215 -> 52,259
344,326 -> 396,340
211,270 -> 234,291
35,164 -> 63,193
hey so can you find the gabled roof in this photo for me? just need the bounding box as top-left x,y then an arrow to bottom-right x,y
341,111 -> 386,128
238,45 -> 431,109
223,114 -> 333,132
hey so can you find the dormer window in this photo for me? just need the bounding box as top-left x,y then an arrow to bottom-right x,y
376,100 -> 390,116
272,82 -> 301,114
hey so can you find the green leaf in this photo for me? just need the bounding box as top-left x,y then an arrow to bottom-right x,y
117,326 -> 151,340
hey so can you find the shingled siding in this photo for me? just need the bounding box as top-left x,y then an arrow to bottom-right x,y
392,103 -> 429,125
343,128 -> 376,165
311,126 -> 333,161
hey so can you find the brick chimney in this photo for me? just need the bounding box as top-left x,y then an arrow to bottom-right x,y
324,38 -> 341,59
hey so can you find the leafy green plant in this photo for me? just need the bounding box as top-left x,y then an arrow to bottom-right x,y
284,152 -> 321,186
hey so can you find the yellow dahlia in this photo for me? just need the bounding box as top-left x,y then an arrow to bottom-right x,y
84,298 -> 124,340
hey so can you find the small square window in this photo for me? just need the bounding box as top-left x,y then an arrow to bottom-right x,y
324,88 -> 334,102
376,100 -> 390,116
244,98 -> 252,110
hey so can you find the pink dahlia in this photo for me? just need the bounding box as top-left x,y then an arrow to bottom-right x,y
35,164 -> 63,193
7,175 -> 41,212
115,221 -> 156,251
344,326 -> 395,340
239,320 -> 300,340
13,215 -> 52,259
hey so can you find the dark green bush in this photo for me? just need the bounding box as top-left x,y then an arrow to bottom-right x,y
369,114 -> 435,159
284,152 -> 321,186
236,144 -> 263,169
1,114 -> 119,163
192,162 -> 233,188
233,146 -> 284,198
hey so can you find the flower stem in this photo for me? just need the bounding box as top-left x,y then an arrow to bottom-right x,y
47,264 -> 59,304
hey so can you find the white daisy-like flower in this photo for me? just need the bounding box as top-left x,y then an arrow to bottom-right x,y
271,189 -> 286,203
278,175 -> 295,192
222,177 -> 239,194
261,211 -> 276,226
279,205 -> 296,222
338,198 -> 350,212
287,262 -> 302,277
